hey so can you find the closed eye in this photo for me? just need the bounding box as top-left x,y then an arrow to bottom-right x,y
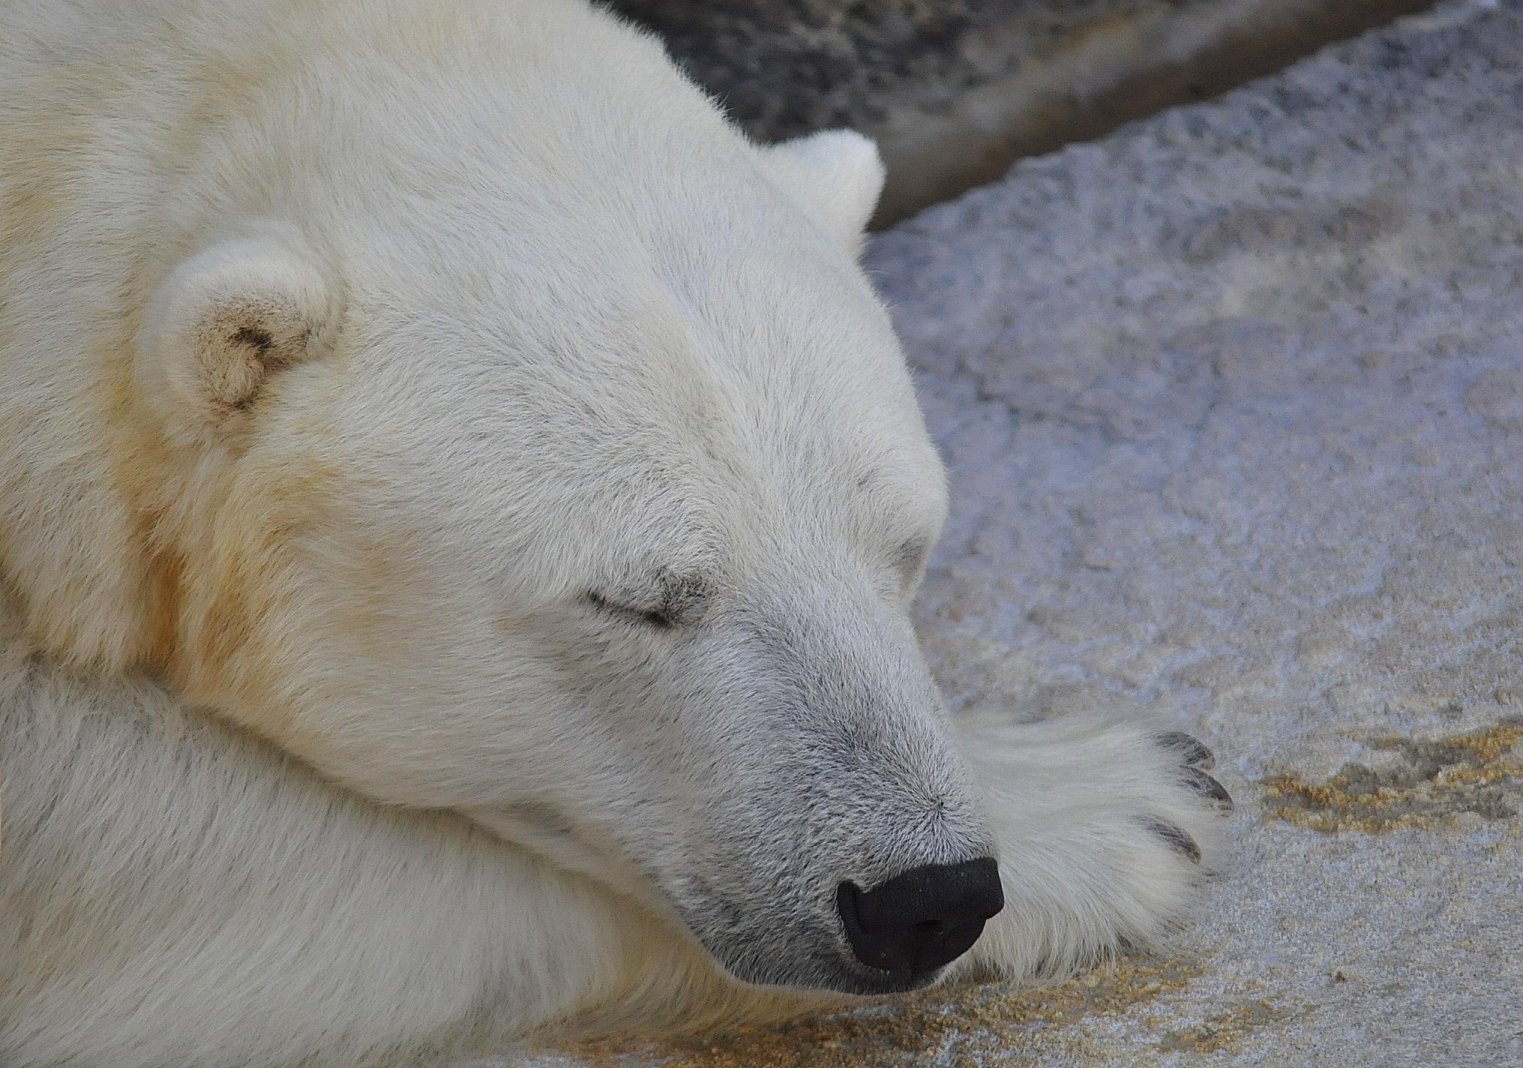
584,569 -> 713,629
584,590 -> 678,629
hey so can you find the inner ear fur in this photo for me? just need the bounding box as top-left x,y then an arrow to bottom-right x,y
141,229 -> 339,437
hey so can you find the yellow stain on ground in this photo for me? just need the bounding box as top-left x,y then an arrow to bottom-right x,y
1262,719 -> 1523,833
1155,998 -> 1293,1055
562,957 -> 1202,1068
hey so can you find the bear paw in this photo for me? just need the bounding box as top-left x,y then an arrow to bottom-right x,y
950,714 -> 1232,982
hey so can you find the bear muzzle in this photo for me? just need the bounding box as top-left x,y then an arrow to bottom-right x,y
836,857 -> 1004,983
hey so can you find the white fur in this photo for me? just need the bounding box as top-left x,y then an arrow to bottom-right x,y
958,714 -> 1226,980
0,0 -> 1228,1064
0,600 -> 1222,1067
761,130 -> 888,255
0,598 -> 759,1068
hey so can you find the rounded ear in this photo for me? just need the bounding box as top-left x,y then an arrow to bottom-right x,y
140,229 -> 339,440
760,130 -> 886,256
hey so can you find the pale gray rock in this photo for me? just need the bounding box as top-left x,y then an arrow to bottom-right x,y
507,1 -> 1523,1063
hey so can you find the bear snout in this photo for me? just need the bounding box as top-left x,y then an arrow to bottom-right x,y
835,857 -> 1004,984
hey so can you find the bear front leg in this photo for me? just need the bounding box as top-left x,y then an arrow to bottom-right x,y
947,713 -> 1231,982
0,645 -> 767,1068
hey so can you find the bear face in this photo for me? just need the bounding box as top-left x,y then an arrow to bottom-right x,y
130,177 -> 994,992
2,2 -> 996,995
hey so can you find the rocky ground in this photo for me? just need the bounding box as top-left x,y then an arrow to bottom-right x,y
502,1 -> 1523,1064
606,0 -> 1431,222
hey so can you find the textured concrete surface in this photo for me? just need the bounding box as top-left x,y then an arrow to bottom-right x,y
506,1 -> 1523,1064
605,0 -> 1432,222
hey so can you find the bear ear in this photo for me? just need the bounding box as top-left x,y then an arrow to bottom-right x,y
141,230 -> 338,439
760,130 -> 886,256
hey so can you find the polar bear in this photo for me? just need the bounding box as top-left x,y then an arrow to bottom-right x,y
0,0 -> 1230,1065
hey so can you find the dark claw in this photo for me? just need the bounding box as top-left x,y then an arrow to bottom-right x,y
1157,731 -> 1215,770
1143,817 -> 1202,863
1183,766 -> 1234,811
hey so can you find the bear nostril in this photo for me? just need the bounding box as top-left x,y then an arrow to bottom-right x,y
837,857 -> 1004,982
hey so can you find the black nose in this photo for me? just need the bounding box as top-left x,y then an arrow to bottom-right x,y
836,857 -> 1004,981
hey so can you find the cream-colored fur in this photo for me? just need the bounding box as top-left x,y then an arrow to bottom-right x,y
0,595 -> 1222,1067
0,1 -> 1228,1064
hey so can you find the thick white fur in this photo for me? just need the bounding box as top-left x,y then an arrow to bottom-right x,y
957,714 -> 1226,980
0,597 -> 767,1068
0,600 -> 1221,1067
0,0 -> 1227,1064
762,131 -> 887,255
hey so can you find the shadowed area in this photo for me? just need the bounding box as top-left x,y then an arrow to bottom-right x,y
606,0 -> 1435,222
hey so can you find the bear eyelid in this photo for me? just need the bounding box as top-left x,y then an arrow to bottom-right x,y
584,589 -> 679,630
584,569 -> 712,630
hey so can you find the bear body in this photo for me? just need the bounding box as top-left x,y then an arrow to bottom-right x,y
0,1 -> 1227,1065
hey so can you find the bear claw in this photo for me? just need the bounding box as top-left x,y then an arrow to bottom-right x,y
1156,731 -> 1215,770
1143,817 -> 1203,863
1181,765 -> 1233,811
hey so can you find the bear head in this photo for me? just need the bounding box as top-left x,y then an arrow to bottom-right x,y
1,10 -> 999,995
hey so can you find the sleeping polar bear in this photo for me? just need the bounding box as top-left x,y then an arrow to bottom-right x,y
0,0 -> 1230,1064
